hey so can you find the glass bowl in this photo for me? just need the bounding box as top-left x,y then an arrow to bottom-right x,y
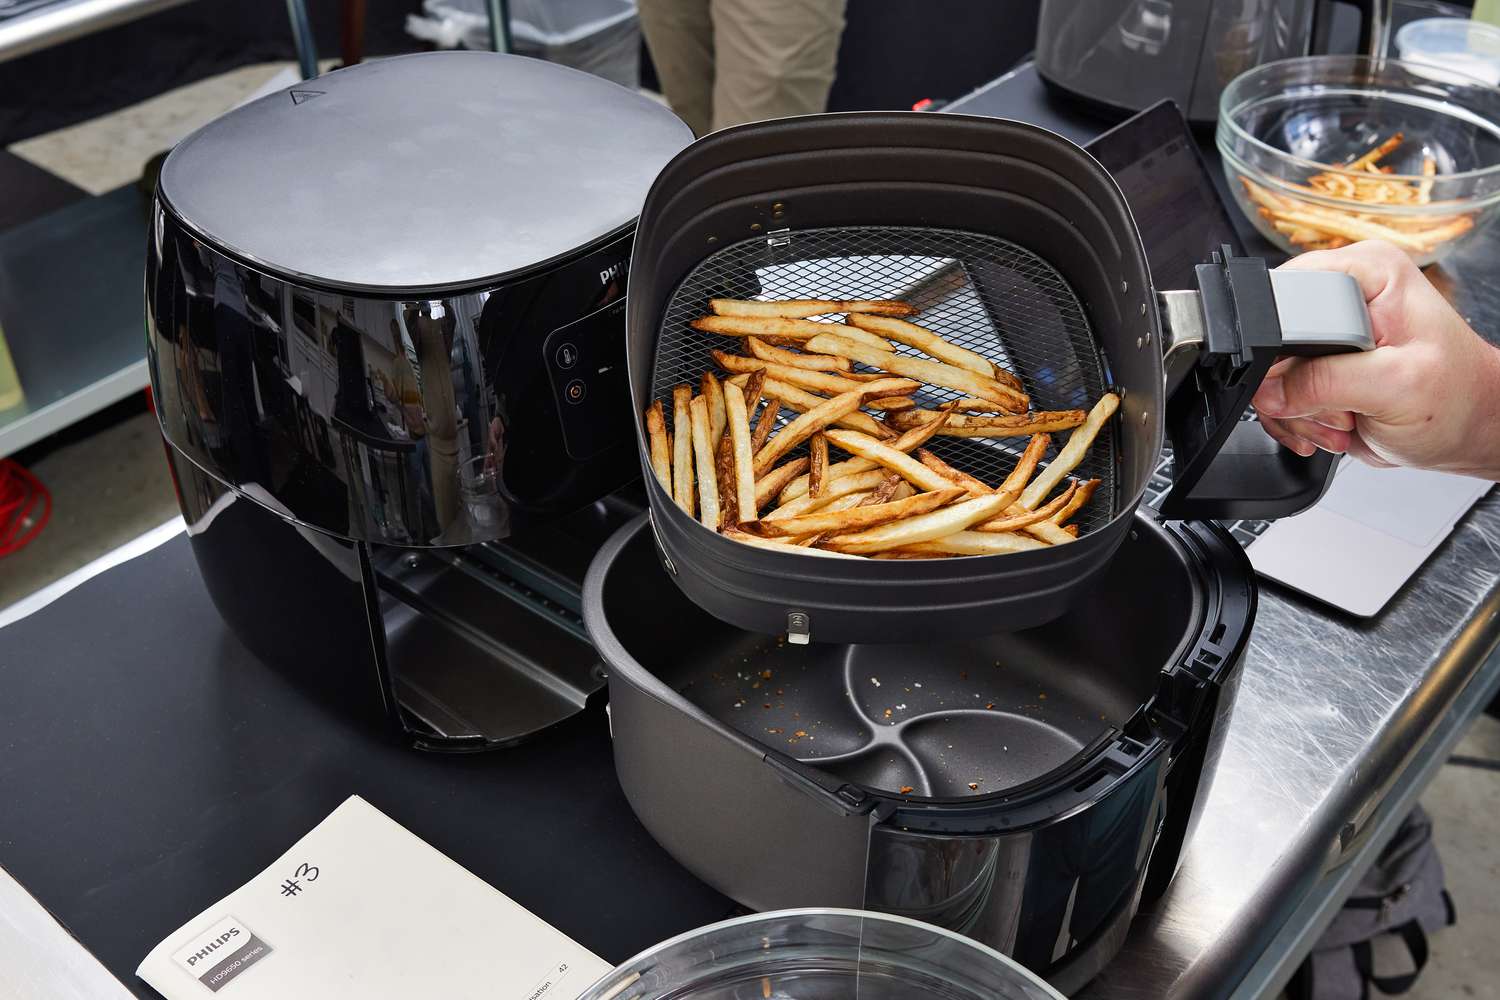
575,909 -> 1065,1000
1217,55 -> 1500,266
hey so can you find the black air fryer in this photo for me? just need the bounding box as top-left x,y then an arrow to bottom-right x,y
582,112 -> 1373,991
146,52 -> 692,749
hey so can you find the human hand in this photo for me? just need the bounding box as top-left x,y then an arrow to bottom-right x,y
1252,240 -> 1500,480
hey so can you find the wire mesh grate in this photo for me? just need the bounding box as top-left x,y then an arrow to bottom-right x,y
650,225 -> 1116,531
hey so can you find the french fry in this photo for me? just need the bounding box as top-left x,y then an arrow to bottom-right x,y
891,531 -> 1049,556
761,488 -> 964,538
887,409 -> 1087,436
1020,393 -> 1119,510
742,369 -> 766,411
1062,524 -> 1079,537
865,395 -> 917,412
809,432 -> 829,498
804,333 -> 1029,412
1052,479 -> 1099,526
822,491 -> 1020,554
823,429 -> 969,495
845,312 -> 1025,392
690,315 -> 893,352
767,470 -> 890,520
709,298 -> 918,319
1418,155 -> 1436,204
1345,132 -> 1403,170
778,412 -> 952,503
644,400 -> 672,496
754,457 -> 811,511
715,436 -> 737,528
999,434 -> 1050,497
746,337 -> 852,372
751,396 -> 781,451
973,482 -> 1076,533
758,377 -> 897,440
672,385 -> 695,516
723,380 -> 757,524
701,372 -> 727,445
753,381 -> 910,474
689,396 -> 719,529
713,351 -> 920,399
720,528 -> 864,558
946,396 -> 1023,413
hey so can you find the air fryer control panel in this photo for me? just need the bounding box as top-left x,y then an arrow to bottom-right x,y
544,299 -> 630,460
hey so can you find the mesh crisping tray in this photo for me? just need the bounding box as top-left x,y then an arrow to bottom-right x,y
650,225 -> 1118,534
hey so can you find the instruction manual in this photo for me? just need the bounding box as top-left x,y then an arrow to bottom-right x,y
137,796 -> 610,999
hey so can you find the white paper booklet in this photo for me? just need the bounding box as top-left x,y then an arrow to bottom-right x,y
137,796 -> 611,999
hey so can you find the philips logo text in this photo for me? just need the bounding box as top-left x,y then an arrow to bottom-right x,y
186,928 -> 241,967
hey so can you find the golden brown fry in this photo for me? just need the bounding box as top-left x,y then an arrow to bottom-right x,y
844,313 -> 1000,381
723,380 -> 757,524
804,333 -> 1029,412
700,372 -> 727,446
865,395 -> 917,412
767,470 -> 890,521
1020,393 -> 1119,509
762,488 -> 964,538
892,531 -> 1049,556
709,298 -> 918,319
713,351 -> 920,399
887,409 -> 1087,436
689,396 -> 719,529
751,396 -> 781,451
778,412 -> 952,504
1061,524 -> 1079,537
1052,478 -> 1099,526
973,482 -> 1076,533
759,377 -> 898,440
742,369 -> 767,411
715,436 -> 737,528
746,336 -> 852,372
823,429 -> 969,495
821,491 -> 1020,554
945,396 -> 1022,413
690,315 -> 893,351
753,379 -> 913,474
754,457 -> 810,511
1419,155 -> 1436,204
720,528 -> 865,558
1267,208 -> 1428,253
999,434 -> 1050,496
916,449 -> 991,496
1345,132 -> 1404,170
809,433 -> 829,498
644,400 -> 672,496
671,385 -> 695,516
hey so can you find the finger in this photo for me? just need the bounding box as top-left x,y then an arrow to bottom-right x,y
1311,410 -> 1356,432
1253,351 -> 1394,419
1272,416 -> 1351,455
1256,414 -> 1318,458
1278,240 -> 1418,347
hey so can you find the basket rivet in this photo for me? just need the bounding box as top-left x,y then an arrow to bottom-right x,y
773,202 -> 785,212
1136,335 -> 1143,349
707,235 -> 718,244
1144,329 -> 1152,345
1140,302 -> 1147,316
750,222 -> 763,232
1141,411 -> 1148,425
1120,279 -> 1128,293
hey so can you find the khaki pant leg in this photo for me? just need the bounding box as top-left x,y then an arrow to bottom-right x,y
638,0 -> 716,137
709,0 -> 847,132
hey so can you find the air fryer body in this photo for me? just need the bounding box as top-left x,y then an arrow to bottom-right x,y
584,513 -> 1255,991
1035,0 -> 1321,123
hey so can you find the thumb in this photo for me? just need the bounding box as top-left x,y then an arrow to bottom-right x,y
1253,351 -> 1392,419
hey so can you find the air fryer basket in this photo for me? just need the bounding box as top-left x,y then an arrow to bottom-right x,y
651,227 -> 1118,537
626,113 -> 1159,643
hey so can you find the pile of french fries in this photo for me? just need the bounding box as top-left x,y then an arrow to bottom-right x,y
642,297 -> 1119,559
1238,132 -> 1475,256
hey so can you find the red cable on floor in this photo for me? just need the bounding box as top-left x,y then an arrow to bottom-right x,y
0,459 -> 50,557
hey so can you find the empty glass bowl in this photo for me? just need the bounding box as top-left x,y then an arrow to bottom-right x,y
575,909 -> 1065,1000
1217,55 -> 1500,265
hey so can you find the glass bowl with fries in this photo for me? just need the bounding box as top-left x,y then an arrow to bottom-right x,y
1217,55 -> 1500,265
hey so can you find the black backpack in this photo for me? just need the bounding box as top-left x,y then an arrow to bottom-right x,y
1286,807 -> 1456,1000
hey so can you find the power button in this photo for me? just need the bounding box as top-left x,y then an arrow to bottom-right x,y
564,379 -> 587,404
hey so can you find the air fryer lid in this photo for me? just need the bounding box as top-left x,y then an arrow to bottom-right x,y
158,51 -> 692,293
625,112 -> 1370,644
